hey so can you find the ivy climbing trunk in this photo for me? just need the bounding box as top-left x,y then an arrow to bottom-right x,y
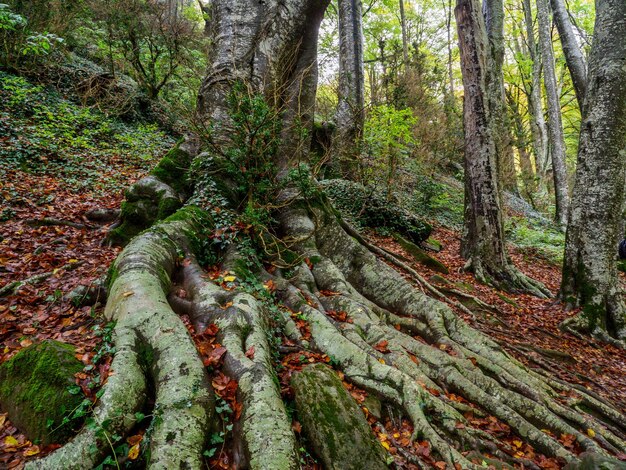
560,0 -> 626,343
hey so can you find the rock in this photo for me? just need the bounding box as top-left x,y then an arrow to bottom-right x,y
291,363 -> 389,470
0,340 -> 85,444
362,394 -> 382,421
564,453 -> 626,470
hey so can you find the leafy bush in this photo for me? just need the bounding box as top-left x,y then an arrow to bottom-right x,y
321,179 -> 432,244
0,3 -> 64,69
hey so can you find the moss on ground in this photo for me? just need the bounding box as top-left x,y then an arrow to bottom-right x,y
0,340 -> 85,444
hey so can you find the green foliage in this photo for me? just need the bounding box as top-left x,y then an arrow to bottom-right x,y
217,81 -> 282,203
86,0 -> 206,100
506,216 -> 565,265
0,70 -> 172,178
321,179 -> 432,244
0,3 -> 64,69
363,104 -> 417,193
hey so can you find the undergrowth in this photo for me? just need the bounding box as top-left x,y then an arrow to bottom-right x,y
0,70 -> 173,195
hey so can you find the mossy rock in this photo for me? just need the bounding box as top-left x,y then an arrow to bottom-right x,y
393,233 -> 449,274
149,141 -> 194,195
0,340 -> 84,445
291,363 -> 389,470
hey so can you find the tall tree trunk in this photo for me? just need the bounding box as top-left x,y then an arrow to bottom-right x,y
399,0 -> 409,65
444,0 -> 455,98
456,0 -> 548,296
522,0 -> 550,180
335,0 -> 365,176
560,0 -> 626,343
507,87 -> 537,201
536,0 -> 569,227
483,0 -> 518,195
550,0 -> 587,110
197,0 -> 328,175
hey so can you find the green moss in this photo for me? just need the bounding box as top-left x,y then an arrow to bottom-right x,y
0,341 -> 85,444
157,196 -> 183,220
291,364 -> 388,470
150,142 -> 193,195
393,233 -> 448,274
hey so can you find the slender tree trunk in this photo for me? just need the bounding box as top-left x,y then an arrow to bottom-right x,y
335,0 -> 365,176
483,0 -> 519,195
507,88 -> 536,200
522,0 -> 549,180
560,0 -> 626,342
445,0 -> 455,98
550,0 -> 586,110
456,0 -> 548,296
536,0 -> 569,227
399,0 -> 409,65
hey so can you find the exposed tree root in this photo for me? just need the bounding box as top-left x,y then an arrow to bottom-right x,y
0,260 -> 84,297
463,255 -> 552,299
28,201 -> 626,469
29,213 -> 213,469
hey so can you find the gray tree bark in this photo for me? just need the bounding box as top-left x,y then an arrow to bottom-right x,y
197,0 -> 329,175
536,0 -> 569,227
399,0 -> 409,65
560,0 -> 626,342
483,0 -> 518,195
335,0 -> 365,176
550,0 -> 587,111
456,0 -> 548,296
523,0 -> 550,179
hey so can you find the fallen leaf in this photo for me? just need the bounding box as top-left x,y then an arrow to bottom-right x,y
128,443 -> 140,460
23,445 -> 40,457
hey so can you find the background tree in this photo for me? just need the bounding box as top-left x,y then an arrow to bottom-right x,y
536,0 -> 570,227
456,0 -> 548,295
560,0 -> 626,343
335,0 -> 365,176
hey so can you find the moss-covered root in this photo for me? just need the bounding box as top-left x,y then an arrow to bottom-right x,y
25,325 -> 147,470
106,140 -> 197,246
179,259 -> 300,470
30,208 -> 214,469
105,215 -> 213,468
291,363 -> 389,470
463,255 -> 552,298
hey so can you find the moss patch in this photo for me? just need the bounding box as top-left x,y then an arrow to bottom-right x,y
150,142 -> 194,195
393,233 -> 448,274
0,340 -> 85,444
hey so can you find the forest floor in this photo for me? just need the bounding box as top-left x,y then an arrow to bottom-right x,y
1,154 -> 626,469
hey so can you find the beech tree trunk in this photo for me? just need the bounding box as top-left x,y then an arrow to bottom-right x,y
483,0 -> 518,195
399,0 -> 409,65
560,0 -> 626,342
456,0 -> 548,296
523,0 -> 550,179
550,0 -> 587,110
536,0 -> 569,227
197,0 -> 328,174
335,0 -> 365,176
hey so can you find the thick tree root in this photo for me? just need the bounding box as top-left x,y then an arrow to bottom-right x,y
30,213 -> 213,469
30,201 -> 626,469
174,256 -> 300,469
272,204 -> 626,467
